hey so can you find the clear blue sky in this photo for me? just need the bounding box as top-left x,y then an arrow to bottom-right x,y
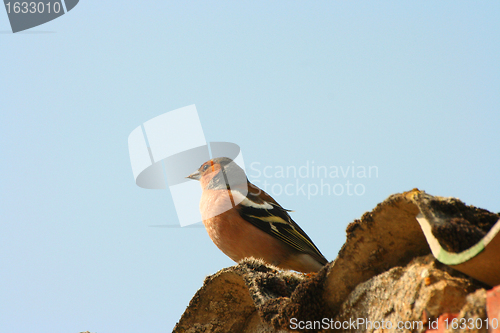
1,2 -> 499,332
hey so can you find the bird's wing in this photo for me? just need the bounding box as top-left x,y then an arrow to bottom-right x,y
231,185 -> 328,265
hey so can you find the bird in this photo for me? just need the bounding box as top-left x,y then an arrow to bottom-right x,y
187,157 -> 328,273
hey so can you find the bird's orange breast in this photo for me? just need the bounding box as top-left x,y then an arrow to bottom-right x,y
200,189 -> 292,266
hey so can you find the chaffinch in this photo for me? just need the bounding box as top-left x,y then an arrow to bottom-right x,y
187,157 -> 328,273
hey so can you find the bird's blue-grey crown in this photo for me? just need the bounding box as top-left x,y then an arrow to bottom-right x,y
207,157 -> 248,190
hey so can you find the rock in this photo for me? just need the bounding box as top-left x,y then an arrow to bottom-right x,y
173,191 -> 499,333
331,255 -> 481,333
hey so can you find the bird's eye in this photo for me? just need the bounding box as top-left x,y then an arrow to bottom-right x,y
202,164 -> 209,171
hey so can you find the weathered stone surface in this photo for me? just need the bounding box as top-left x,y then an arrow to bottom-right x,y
331,255 -> 481,333
173,259 -> 300,333
323,190 -> 431,314
173,191 -> 498,333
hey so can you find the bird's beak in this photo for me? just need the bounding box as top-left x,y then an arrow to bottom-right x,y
186,170 -> 201,181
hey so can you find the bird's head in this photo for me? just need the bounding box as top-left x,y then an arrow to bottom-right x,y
187,157 -> 248,190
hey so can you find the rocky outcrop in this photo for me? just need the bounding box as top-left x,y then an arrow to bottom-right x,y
173,190 -> 500,333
